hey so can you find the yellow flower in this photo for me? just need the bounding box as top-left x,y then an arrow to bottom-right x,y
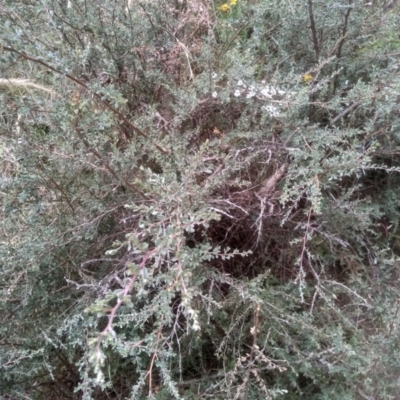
230,0 -> 238,5
303,74 -> 313,83
217,3 -> 231,12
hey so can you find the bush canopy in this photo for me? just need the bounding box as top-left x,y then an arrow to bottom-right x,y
1,0 -> 400,398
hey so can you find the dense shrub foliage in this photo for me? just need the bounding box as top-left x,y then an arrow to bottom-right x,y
1,0 -> 400,398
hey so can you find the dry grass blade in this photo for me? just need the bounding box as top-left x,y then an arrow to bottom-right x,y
0,78 -> 54,94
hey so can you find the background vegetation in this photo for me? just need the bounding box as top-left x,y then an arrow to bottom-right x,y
1,0 -> 400,398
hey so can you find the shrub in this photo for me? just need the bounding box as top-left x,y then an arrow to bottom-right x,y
1,0 -> 400,398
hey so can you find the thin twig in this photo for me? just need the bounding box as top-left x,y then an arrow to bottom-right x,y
96,249 -> 155,344
146,323 -> 164,396
242,303 -> 259,400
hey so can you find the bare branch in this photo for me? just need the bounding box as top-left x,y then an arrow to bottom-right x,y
307,0 -> 320,61
257,163 -> 287,199
330,101 -> 360,126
